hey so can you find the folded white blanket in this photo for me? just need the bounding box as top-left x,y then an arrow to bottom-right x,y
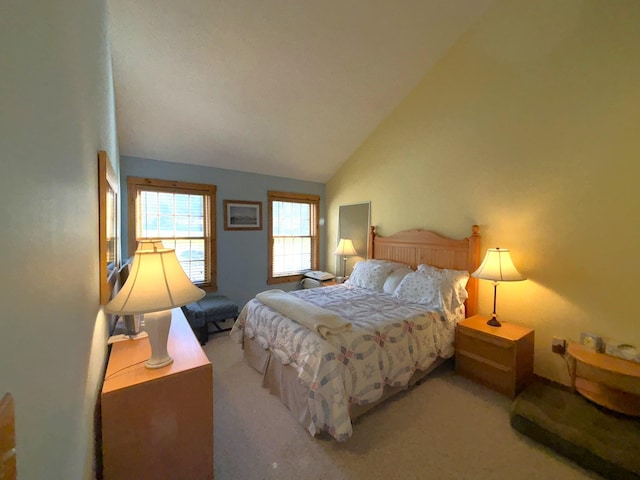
255,289 -> 351,338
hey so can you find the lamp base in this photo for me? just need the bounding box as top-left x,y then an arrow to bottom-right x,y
486,315 -> 502,327
146,356 -> 174,369
143,309 -> 174,369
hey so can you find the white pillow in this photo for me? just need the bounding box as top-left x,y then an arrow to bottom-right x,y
368,259 -> 411,272
383,266 -> 413,294
392,272 -> 441,309
417,264 -> 469,310
349,261 -> 393,292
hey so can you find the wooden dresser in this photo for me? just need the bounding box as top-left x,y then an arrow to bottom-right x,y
0,393 -> 16,480
101,308 -> 213,480
456,315 -> 534,398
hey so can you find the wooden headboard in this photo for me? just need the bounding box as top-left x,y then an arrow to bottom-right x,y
369,225 -> 481,317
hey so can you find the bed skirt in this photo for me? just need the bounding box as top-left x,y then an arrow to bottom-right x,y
242,333 -> 447,437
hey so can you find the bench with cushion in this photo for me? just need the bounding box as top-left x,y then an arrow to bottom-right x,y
510,380 -> 640,479
182,293 -> 239,345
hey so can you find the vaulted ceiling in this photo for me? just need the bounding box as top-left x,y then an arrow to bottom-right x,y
108,0 -> 495,183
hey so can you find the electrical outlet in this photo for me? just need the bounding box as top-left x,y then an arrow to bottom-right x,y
552,337 -> 566,355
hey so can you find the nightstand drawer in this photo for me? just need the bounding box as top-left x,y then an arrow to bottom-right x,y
456,352 -> 514,396
457,330 -> 513,367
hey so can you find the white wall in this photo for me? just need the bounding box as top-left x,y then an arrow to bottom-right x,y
327,0 -> 640,385
0,1 -> 118,478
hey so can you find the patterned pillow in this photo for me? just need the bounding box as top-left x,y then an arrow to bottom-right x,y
417,264 -> 469,310
368,259 -> 411,272
349,261 -> 393,292
392,272 -> 442,309
383,266 -> 413,294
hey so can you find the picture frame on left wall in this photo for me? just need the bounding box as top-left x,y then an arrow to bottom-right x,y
223,200 -> 262,230
98,150 -> 119,304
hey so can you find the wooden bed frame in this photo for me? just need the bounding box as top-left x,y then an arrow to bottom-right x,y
369,224 -> 481,316
242,224 -> 482,438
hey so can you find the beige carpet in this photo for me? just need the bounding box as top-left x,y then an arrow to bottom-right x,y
203,332 -> 602,480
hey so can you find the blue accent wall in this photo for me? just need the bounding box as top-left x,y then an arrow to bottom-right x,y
120,155 -> 326,307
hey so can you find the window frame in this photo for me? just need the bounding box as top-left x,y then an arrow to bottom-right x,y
127,176 -> 217,290
267,190 -> 320,285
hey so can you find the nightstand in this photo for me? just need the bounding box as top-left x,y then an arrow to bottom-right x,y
455,315 -> 534,397
301,278 -> 338,289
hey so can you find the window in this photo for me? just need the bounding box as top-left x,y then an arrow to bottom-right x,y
268,191 -> 320,284
128,177 -> 217,289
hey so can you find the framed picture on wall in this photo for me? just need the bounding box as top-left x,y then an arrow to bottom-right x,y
224,200 -> 262,230
98,150 -> 119,304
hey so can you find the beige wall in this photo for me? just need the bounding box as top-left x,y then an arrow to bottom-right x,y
0,1 -> 118,478
326,0 -> 640,384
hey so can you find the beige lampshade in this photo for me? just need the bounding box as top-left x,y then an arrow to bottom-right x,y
471,248 -> 525,282
136,239 -> 165,251
334,238 -> 358,257
105,247 -> 205,315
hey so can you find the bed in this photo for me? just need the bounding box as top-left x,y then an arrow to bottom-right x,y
230,225 -> 481,441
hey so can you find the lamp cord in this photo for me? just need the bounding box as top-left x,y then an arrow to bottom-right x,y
104,358 -> 148,380
564,353 -> 572,379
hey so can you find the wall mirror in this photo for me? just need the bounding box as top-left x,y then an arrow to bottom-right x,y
336,202 -> 370,276
98,150 -> 119,305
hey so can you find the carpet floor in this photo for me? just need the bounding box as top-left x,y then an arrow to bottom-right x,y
203,332 -> 603,480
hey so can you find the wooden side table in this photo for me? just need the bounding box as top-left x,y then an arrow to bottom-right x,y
566,342 -> 640,416
456,315 -> 534,397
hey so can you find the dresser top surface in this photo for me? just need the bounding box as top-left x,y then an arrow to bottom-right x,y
102,308 -> 211,394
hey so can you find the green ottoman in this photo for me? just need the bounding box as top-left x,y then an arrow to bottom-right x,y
182,294 -> 239,345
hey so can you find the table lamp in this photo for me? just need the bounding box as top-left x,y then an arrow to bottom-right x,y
114,240 -> 167,337
334,238 -> 358,279
136,239 -> 165,250
105,245 -> 205,368
471,247 -> 525,327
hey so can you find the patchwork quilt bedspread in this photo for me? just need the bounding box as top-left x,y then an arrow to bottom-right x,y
230,284 -> 457,441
